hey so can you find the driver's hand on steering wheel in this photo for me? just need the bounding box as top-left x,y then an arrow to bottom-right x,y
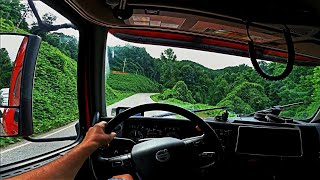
80,121 -> 117,152
80,122 -> 134,180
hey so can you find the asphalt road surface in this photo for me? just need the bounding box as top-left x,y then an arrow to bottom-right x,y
0,123 -> 5,136
0,107 -> 4,136
0,93 -> 162,166
0,122 -> 77,166
106,93 -> 164,117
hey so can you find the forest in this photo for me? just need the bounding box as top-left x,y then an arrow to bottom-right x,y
108,45 -> 320,119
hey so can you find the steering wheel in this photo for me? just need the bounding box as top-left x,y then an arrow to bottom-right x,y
90,103 -> 224,180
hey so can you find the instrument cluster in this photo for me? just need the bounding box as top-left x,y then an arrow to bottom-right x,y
123,124 -> 181,142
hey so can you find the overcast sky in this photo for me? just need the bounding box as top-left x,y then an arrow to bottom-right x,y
107,33 -> 252,70
0,35 -> 24,62
23,1 -> 79,37
1,1 -> 253,70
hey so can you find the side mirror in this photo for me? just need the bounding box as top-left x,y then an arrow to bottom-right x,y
0,33 -> 41,137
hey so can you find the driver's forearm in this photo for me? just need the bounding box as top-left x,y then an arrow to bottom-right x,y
6,144 -> 95,180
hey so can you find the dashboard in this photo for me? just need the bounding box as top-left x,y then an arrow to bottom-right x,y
120,118 -> 201,142
101,116 -> 320,179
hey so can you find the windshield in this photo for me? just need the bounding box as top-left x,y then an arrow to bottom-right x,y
105,33 -> 320,121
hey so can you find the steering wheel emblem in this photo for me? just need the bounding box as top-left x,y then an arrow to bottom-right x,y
155,149 -> 170,162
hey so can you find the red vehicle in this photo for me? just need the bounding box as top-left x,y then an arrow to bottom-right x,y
2,37 -> 28,136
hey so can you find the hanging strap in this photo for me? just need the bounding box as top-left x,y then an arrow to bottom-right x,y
247,23 -> 295,81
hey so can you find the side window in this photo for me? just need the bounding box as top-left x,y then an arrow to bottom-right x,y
0,1 -> 78,166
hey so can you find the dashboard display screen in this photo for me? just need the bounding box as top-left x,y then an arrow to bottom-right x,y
236,126 -> 302,157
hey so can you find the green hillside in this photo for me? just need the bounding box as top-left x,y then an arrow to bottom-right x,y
106,83 -> 134,105
151,81 -> 235,118
112,45 -> 319,119
107,73 -> 161,93
106,73 -> 161,105
0,20 -> 78,147
32,41 -> 78,134
1,6 -> 79,137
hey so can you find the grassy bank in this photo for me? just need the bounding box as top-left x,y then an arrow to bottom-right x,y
106,72 -> 161,105
151,95 -> 235,118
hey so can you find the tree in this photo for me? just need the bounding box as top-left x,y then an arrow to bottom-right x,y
42,32 -> 79,60
217,95 -> 254,114
106,44 -> 317,119
231,82 -> 271,111
179,65 -> 196,87
42,13 -> 57,25
160,48 -> 177,62
31,13 -> 57,35
109,45 -> 155,77
269,65 -> 316,118
0,48 -> 13,89
208,77 -> 229,105
171,81 -> 196,103
160,63 -> 176,88
217,82 -> 271,113
28,0 -> 76,35
305,66 -> 320,119
156,81 -> 196,103
0,0 -> 28,30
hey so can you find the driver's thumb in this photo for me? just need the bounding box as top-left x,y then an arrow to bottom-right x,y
109,132 -> 117,139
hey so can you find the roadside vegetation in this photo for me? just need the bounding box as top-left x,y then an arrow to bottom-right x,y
107,73 -> 160,94
150,81 -> 236,118
1,1 -> 78,147
0,5 -> 29,146
0,17 -> 79,147
106,73 -> 160,105
109,45 -> 320,119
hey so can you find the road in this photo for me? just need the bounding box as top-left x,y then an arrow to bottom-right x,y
106,93 -> 164,117
0,93 -> 159,166
0,123 -> 5,136
0,122 -> 77,166
0,108 -> 4,135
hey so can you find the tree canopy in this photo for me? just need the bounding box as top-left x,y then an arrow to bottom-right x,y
0,0 -> 28,30
160,48 -> 177,62
108,45 -> 319,119
0,48 -> 13,89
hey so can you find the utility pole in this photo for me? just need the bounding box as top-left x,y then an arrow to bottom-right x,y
122,58 -> 127,72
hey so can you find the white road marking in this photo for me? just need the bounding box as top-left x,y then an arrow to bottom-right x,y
0,123 -> 76,154
0,141 -> 32,154
1,93 -> 155,155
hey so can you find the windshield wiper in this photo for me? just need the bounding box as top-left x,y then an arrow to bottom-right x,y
239,102 -> 304,118
253,102 -> 304,123
258,102 -> 304,115
152,107 -> 227,118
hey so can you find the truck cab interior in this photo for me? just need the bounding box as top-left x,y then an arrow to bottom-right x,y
0,0 -> 320,180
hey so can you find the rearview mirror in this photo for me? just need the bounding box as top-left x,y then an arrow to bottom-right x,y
0,33 -> 41,137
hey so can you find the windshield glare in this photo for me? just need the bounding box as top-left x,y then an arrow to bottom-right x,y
105,33 -> 320,121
